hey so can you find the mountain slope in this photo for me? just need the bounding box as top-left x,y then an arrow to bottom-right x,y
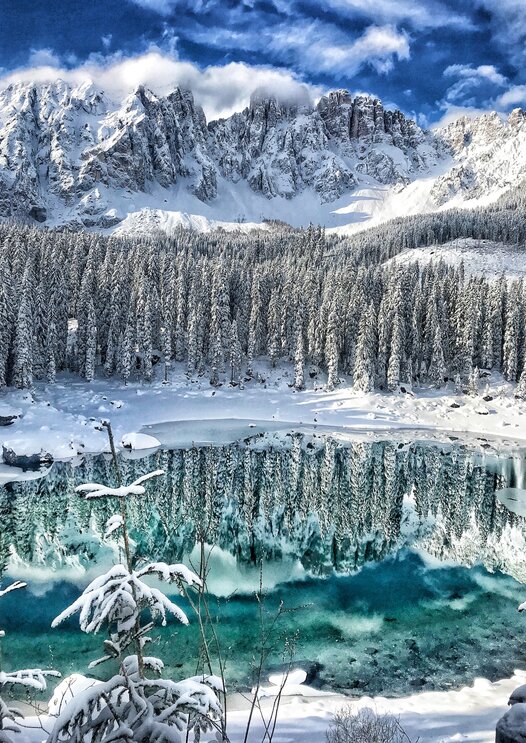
0,79 -> 524,232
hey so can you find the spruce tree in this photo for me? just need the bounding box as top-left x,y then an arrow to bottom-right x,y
12,267 -> 34,390
429,325 -> 447,389
516,363 -> 526,400
294,325 -> 305,391
84,299 -> 97,383
229,319 -> 243,385
353,303 -> 376,393
325,308 -> 339,391
387,311 -> 404,392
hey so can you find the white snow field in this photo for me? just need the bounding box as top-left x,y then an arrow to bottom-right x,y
12,669 -> 526,743
386,238 -> 526,279
1,362 -> 526,469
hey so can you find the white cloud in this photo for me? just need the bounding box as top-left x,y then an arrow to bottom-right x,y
27,49 -> 61,68
344,25 -> 410,74
324,0 -> 471,30
444,64 -> 507,86
127,0 -> 216,14
442,63 -> 507,107
495,85 -> 526,108
128,0 -> 177,15
0,51 -> 321,120
101,35 -> 113,51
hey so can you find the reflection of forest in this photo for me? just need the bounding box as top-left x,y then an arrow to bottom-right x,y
0,436 -> 522,577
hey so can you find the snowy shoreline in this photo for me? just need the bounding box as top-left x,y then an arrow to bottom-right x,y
1,364 -> 526,471
12,669 -> 526,743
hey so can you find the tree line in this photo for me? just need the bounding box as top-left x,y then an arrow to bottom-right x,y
0,207 -> 526,392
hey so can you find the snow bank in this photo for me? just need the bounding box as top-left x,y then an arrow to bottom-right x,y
0,362 -> 525,474
113,208 -> 272,236
18,670 -> 526,743
121,432 -> 161,450
385,238 -> 526,280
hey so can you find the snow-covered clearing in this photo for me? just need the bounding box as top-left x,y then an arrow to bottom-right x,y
112,207 -> 273,236
227,671 -> 526,743
385,238 -> 526,279
1,363 -> 525,468
103,175 -> 505,238
12,669 -> 526,743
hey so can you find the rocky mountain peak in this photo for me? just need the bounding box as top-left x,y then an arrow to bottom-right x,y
0,80 -> 446,227
431,109 -> 526,205
508,108 -> 526,129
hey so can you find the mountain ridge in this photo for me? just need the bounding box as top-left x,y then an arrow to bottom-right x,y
0,79 -> 524,232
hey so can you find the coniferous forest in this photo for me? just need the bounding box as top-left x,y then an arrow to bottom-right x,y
1,194 -> 526,393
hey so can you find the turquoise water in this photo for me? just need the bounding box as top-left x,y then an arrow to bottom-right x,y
2,435 -> 526,698
2,551 -> 525,697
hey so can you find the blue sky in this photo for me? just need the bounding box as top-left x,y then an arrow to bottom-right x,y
1,0 -> 526,125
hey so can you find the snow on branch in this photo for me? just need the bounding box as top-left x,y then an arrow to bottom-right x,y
0,581 -> 26,599
75,469 -> 165,499
105,514 -> 123,537
51,563 -> 198,634
47,671 -> 223,743
0,668 -> 60,692
137,562 -> 201,589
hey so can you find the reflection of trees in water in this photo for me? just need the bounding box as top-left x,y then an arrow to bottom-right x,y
0,436 -> 521,577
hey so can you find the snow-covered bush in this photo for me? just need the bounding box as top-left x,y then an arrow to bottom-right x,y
47,466 -> 223,743
326,705 -> 414,743
0,581 -> 59,743
47,668 -> 222,743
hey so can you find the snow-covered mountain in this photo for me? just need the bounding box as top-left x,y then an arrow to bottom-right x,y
431,109 -> 526,205
0,78 -> 525,233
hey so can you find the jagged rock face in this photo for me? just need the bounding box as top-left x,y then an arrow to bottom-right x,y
0,81 -> 441,225
0,80 -> 216,226
209,92 -> 356,201
432,109 -> 526,205
210,89 -> 439,202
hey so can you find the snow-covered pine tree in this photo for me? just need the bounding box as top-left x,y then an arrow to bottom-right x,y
141,291 -> 156,382
387,310 -> 404,392
0,581 -> 58,742
247,270 -> 265,378
103,317 -> 118,377
325,307 -> 339,391
46,320 -> 57,384
353,302 -> 376,393
32,284 -> 48,380
516,363 -> 526,400
376,295 -> 390,390
12,265 -> 34,389
267,286 -> 281,368
429,325 -> 447,389
503,292 -> 520,381
229,319 -> 243,385
84,298 -> 97,383
467,366 -> 479,397
0,263 -> 12,388
209,329 -> 223,386
119,318 -> 134,385
293,320 -> 305,391
49,459 -> 222,743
